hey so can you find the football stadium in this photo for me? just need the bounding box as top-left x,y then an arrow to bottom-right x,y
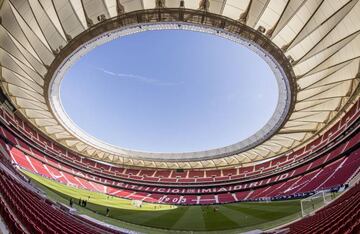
0,0 -> 359,233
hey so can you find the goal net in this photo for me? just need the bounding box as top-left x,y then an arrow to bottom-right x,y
131,199 -> 143,208
300,191 -> 334,217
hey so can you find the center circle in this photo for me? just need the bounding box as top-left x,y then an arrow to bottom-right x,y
60,30 -> 278,153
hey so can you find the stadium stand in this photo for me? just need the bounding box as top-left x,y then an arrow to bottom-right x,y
285,181 -> 360,234
2,117 -> 359,204
1,98 -> 359,188
0,1 -> 360,232
0,100 -> 358,231
0,155 -> 123,234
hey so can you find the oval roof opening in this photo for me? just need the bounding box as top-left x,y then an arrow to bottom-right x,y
60,29 -> 279,154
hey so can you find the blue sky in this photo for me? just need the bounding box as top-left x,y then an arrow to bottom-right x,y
61,30 -> 278,153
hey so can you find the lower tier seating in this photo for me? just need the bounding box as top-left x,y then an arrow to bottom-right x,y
5,135 -> 360,205
0,163 -> 123,234
285,182 -> 360,234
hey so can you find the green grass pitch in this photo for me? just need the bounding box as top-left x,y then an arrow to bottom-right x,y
22,170 -> 302,233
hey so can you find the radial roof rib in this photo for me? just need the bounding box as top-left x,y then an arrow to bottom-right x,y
273,133 -> 305,142
82,0 -> 110,26
287,8 -> 352,62
224,157 -> 238,165
86,147 -> 96,155
261,143 -> 282,152
9,0 -> 51,52
297,59 -> 352,86
34,119 -> 58,128
295,98 -> 342,112
185,0 -> 200,10
115,0 -> 125,14
9,1 -> 54,65
2,69 -> 41,94
206,0 -> 225,14
294,2 -> 360,65
3,49 -> 42,81
0,32 -> 33,69
121,0 -> 144,12
245,0 -> 270,28
0,2 -> 41,63
222,0 -> 249,20
38,0 -> 67,41
235,153 -> 250,162
270,0 -> 308,39
296,30 -> 360,71
254,146 -> 271,155
283,120 -> 317,128
298,59 -> 358,90
52,0 -> 86,40
164,0 -> 180,8
2,27 -> 47,76
7,84 -> 44,103
272,0 -> 324,49
278,0 -> 326,51
19,103 -> 48,113
241,156 -> 253,164
290,111 -> 330,123
255,0 -> 287,34
218,0 -> 227,15
103,0 -> 117,17
16,98 -> 47,110
306,64 -> 358,90
288,0 -> 356,53
64,140 -> 80,147
0,52 -> 35,83
54,134 -> 74,141
269,137 -> 294,148
70,0 -> 88,29
281,124 -> 319,133
44,125 -> 64,135
24,109 -> 52,119
1,42 -> 37,78
28,0 -> 67,52
298,81 -> 352,102
74,142 -> 88,152
301,35 -> 360,77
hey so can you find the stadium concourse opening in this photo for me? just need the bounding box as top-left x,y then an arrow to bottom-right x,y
60,29 -> 279,153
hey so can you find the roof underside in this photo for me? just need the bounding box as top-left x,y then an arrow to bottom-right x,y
0,0 -> 359,169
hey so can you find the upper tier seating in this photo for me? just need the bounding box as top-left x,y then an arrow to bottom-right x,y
0,97 -> 358,206
0,99 -> 358,185
4,135 -> 360,205
0,97 -> 358,188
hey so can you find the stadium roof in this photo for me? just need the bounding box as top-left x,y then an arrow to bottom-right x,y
0,0 -> 359,169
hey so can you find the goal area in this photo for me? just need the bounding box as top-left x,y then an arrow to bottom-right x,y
300,191 -> 335,217
131,199 -> 143,208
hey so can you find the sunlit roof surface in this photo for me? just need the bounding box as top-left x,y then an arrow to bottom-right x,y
0,0 -> 359,168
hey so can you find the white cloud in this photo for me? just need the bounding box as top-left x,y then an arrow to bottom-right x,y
102,70 -> 117,76
96,67 -> 183,86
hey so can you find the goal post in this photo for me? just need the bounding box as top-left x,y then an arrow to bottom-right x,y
131,199 -> 143,208
300,191 -> 334,217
